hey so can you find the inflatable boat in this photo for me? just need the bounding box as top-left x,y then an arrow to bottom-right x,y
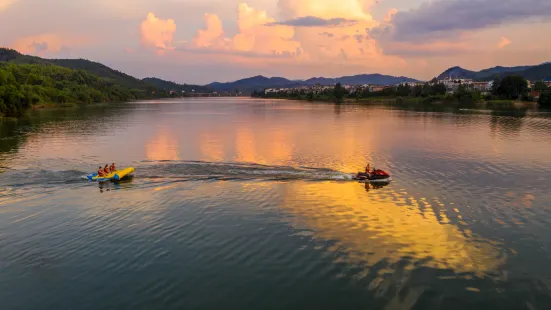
87,167 -> 135,182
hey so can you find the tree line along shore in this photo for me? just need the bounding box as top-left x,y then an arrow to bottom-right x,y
252,76 -> 551,108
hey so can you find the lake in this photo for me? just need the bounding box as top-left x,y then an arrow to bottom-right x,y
1,98 -> 551,309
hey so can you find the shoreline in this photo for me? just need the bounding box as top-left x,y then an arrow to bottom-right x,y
258,96 -> 539,109
1,96 -> 538,119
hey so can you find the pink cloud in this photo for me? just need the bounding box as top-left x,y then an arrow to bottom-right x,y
0,0 -> 17,11
140,12 -> 176,51
384,8 -> 398,23
194,13 -> 226,48
497,36 -> 511,49
10,33 -> 93,56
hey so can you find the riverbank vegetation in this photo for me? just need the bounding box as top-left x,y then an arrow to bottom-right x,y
253,75 -> 551,108
0,63 -> 168,117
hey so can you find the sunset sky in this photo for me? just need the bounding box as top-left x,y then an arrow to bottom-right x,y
1,0 -> 550,84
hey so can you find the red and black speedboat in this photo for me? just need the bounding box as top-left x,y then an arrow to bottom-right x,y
354,169 -> 391,182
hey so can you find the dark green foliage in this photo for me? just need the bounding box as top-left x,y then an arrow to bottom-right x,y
0,63 -> 145,116
539,91 -> 551,107
533,81 -> 548,92
454,84 -> 475,105
142,77 -> 212,94
395,84 -> 411,96
333,83 -> 345,102
496,75 -> 528,100
432,83 -> 447,95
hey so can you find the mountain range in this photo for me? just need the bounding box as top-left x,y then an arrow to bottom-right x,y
206,74 -> 420,94
437,63 -> 551,81
207,63 -> 551,95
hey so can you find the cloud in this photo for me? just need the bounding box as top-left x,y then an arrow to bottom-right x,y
0,0 -> 17,11
194,13 -> 226,48
190,3 -> 301,57
278,0 -> 377,20
140,12 -> 176,51
498,36 -> 511,48
10,33 -> 93,56
384,8 -> 398,23
124,47 -> 136,54
267,16 -> 357,27
181,1 -> 407,75
388,0 -> 551,41
31,41 -> 48,53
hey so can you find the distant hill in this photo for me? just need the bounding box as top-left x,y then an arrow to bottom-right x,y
207,73 -> 420,94
306,74 -> 419,86
143,77 -> 212,93
437,63 -> 551,81
206,75 -> 306,94
0,48 -> 158,92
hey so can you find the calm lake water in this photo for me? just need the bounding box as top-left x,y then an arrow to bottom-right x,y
2,98 -> 551,309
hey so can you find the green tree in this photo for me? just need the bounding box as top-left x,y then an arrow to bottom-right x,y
534,80 -> 548,92
455,84 -> 475,105
333,82 -> 345,102
497,75 -> 528,99
539,90 -> 551,107
411,85 -> 423,97
432,83 -> 447,95
491,76 -> 500,96
396,84 -> 411,96
421,83 -> 433,97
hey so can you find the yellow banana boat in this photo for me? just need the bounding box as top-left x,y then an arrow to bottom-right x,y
87,167 -> 135,181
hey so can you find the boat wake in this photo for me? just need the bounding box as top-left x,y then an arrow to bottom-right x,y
136,160 -> 355,182
0,160 -> 356,189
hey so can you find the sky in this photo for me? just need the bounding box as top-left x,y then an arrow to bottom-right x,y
1,0 -> 551,84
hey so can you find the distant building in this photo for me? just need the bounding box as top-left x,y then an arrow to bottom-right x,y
473,82 -> 491,92
370,85 -> 385,92
404,82 -> 425,87
438,77 -> 474,93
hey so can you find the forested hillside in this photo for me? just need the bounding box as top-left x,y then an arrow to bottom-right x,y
0,63 -> 153,116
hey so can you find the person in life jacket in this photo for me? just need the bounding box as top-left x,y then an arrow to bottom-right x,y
365,164 -> 371,174
104,164 -> 110,175
110,163 -> 116,172
98,166 -> 106,177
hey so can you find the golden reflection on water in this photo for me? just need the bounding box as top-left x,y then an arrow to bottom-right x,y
267,129 -> 293,163
234,127 -> 261,164
199,133 -> 225,162
145,128 -> 179,161
281,182 -> 504,277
